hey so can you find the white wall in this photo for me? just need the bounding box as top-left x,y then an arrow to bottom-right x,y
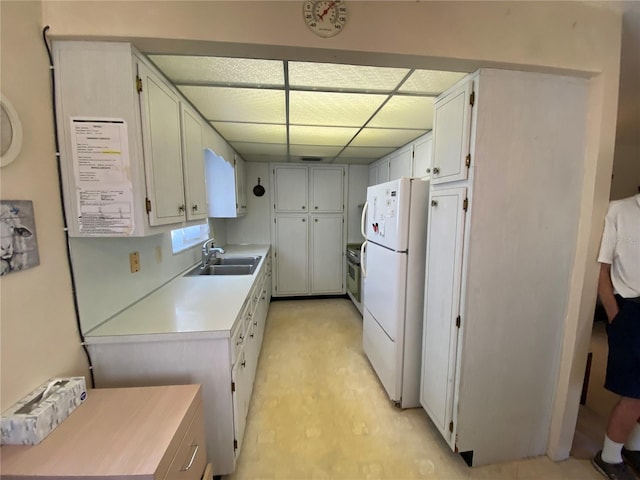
226,162 -> 273,245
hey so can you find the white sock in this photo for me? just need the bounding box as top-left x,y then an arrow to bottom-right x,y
625,423 -> 640,451
602,434 -> 624,463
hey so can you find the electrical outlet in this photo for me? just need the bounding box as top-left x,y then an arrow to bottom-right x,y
155,246 -> 162,264
129,252 -> 140,273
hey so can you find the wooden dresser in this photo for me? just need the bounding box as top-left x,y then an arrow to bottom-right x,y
0,384 -> 210,479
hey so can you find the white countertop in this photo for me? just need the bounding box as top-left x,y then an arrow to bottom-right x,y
84,244 -> 270,344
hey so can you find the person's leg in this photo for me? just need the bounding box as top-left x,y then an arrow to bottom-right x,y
602,398 -> 640,463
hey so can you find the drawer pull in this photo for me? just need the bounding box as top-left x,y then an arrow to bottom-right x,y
181,443 -> 199,471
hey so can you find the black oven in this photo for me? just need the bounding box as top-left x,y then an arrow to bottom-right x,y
346,244 -> 362,302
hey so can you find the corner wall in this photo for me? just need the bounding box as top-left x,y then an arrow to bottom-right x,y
0,1 -> 88,409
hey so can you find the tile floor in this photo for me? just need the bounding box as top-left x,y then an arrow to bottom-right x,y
226,298 -> 606,480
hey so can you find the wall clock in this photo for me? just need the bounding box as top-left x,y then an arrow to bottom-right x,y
303,1 -> 348,38
1,94 -> 23,168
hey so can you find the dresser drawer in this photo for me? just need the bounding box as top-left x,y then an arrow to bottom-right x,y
164,403 -> 207,480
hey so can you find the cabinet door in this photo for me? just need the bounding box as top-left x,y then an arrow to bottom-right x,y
310,167 -> 344,212
412,133 -> 433,178
377,159 -> 390,184
310,214 -> 344,294
368,164 -> 377,186
389,146 -> 413,181
420,186 -> 467,448
138,61 -> 186,225
274,166 -> 308,212
234,154 -> 247,215
274,215 -> 309,295
231,348 -> 248,457
181,105 -> 208,221
431,78 -> 473,185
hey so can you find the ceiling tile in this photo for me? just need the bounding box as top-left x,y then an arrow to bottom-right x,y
288,62 -> 409,92
230,142 -> 288,156
368,96 -> 435,129
338,146 -> 397,159
350,128 -> 428,147
211,122 -> 286,144
289,144 -> 343,158
399,70 -> 467,94
179,86 -> 285,124
289,125 -> 359,146
289,91 -> 387,126
149,55 -> 284,86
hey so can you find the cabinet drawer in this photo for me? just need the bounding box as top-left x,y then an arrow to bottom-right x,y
164,403 -> 207,480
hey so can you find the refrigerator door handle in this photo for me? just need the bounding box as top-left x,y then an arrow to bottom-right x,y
360,201 -> 369,239
360,241 -> 367,278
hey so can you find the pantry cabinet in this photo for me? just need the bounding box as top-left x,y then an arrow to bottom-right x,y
53,41 -> 208,236
272,164 -> 346,297
420,69 -> 588,466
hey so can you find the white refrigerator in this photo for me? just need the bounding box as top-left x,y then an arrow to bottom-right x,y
360,178 -> 430,408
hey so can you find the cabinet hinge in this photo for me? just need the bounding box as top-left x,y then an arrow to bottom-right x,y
145,197 -> 152,213
274,218 -> 276,224
465,154 -> 471,168
449,421 -> 454,433
469,91 -> 475,106
234,439 -> 238,450
463,197 -> 469,212
231,381 -> 235,392
135,75 -> 143,94
456,315 -> 461,328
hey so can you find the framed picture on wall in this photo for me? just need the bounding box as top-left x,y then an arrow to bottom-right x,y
1,200 -> 40,276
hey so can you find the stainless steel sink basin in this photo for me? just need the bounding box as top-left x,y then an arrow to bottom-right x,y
184,256 -> 261,276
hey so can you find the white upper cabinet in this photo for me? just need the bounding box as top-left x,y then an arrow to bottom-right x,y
310,167 -> 344,212
389,144 -> 413,181
180,104 -> 208,221
273,165 -> 308,212
377,158 -> 390,184
430,78 -> 474,185
204,149 -> 247,218
368,163 -> 377,186
53,41 -> 208,236
412,132 -> 433,179
137,62 -> 186,225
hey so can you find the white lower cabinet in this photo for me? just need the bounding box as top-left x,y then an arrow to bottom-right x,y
86,254 -> 272,476
311,214 -> 344,294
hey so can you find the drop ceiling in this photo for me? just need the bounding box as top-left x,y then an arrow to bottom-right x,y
148,55 -> 467,164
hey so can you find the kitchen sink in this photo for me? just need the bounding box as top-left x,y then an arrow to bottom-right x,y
183,256 -> 261,276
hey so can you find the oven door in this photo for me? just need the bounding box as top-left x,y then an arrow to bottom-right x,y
346,259 -> 361,302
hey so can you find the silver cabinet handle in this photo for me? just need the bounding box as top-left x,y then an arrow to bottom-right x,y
426,168 -> 431,173
181,443 -> 199,471
314,206 -> 318,209
192,204 -> 198,212
432,167 -> 440,175
178,204 -> 185,213
431,200 -> 438,207
302,218 -> 306,222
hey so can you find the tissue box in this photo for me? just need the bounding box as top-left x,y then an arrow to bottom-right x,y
1,376 -> 87,445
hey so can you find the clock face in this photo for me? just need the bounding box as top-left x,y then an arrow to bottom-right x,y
303,1 -> 347,38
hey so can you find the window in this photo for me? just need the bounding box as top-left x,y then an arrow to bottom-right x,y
170,223 -> 209,254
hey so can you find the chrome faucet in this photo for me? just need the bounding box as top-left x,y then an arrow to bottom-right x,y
201,238 -> 225,269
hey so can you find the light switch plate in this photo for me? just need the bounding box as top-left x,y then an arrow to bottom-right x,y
129,252 -> 140,273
